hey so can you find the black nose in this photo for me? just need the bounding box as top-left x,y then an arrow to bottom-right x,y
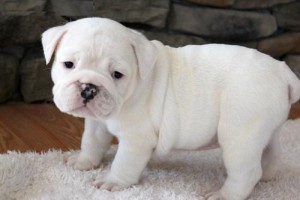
80,83 -> 98,104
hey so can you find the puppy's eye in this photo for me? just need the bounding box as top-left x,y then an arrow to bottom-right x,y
63,61 -> 74,69
112,71 -> 124,79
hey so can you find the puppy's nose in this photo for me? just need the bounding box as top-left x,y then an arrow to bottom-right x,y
80,83 -> 98,104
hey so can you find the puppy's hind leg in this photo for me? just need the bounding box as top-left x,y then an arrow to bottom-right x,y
206,123 -> 266,200
261,127 -> 282,181
206,93 -> 285,199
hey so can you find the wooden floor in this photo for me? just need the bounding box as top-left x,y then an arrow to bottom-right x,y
0,103 -> 83,153
0,102 -> 300,154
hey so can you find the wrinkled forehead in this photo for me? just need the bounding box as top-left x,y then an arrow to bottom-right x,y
58,26 -> 135,64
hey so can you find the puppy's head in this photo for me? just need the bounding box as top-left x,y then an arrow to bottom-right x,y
42,18 -> 157,119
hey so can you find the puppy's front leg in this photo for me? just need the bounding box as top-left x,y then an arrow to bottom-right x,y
94,133 -> 156,191
67,118 -> 113,170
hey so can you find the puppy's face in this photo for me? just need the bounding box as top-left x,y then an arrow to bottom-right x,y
42,18 -> 157,119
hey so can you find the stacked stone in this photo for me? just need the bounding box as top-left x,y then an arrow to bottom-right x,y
0,0 -> 299,103
0,0 -> 64,103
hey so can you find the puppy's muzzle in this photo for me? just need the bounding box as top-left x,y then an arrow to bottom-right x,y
81,83 -> 99,105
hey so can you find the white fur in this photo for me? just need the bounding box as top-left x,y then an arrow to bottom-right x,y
42,17 -> 300,200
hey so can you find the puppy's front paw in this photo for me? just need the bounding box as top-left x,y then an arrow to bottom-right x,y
205,191 -> 226,200
66,152 -> 98,171
93,174 -> 130,192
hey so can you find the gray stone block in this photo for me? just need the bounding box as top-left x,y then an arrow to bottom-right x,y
0,14 -> 65,46
233,0 -> 296,9
94,0 -> 170,28
232,41 -> 258,49
1,0 -> 46,15
0,54 -> 19,103
169,4 -> 277,41
20,47 -> 53,102
48,0 -> 94,17
258,32 -> 300,58
273,2 -> 300,31
184,0 -> 235,7
0,46 -> 26,60
141,30 -> 206,47
284,54 -> 300,79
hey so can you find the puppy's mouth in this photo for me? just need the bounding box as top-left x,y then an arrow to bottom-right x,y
84,85 -> 116,117
53,82 -> 116,119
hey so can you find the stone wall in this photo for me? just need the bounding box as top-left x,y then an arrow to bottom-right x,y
1,0 -> 300,103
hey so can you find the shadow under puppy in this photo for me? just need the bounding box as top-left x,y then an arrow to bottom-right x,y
42,17 -> 300,200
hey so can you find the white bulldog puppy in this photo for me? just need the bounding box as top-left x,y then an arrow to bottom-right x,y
42,18 -> 300,200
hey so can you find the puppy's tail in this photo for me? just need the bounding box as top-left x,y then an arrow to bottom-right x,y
281,62 -> 300,104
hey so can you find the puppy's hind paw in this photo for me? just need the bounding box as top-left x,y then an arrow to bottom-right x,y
65,152 -> 98,171
93,179 -> 127,192
205,191 -> 226,200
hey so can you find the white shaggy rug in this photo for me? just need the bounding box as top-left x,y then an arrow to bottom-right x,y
1,120 -> 300,200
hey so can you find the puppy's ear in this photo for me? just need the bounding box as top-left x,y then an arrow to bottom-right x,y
130,30 -> 157,80
41,25 -> 66,64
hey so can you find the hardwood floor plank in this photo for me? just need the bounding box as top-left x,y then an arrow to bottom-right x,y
290,102 -> 300,119
0,107 -> 66,152
15,104 -> 83,150
0,104 -> 82,153
0,121 -> 30,152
